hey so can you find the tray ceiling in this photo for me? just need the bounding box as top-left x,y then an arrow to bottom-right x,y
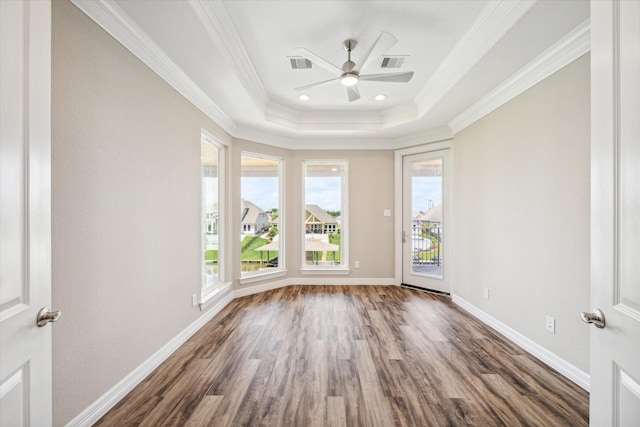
71,0 -> 589,149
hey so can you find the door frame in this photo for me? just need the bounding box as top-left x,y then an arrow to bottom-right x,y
394,140 -> 454,289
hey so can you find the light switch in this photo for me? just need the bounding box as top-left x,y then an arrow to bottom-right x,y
383,209 -> 391,217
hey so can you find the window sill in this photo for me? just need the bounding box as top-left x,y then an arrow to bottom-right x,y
299,267 -> 351,276
239,269 -> 287,285
200,282 -> 232,310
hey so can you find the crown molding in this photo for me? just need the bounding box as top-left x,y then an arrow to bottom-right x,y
263,101 -> 421,132
69,0 -> 236,135
69,0 -> 586,152
448,19 -> 590,134
393,127 -> 454,149
382,101 -> 420,128
233,125 -> 396,151
189,0 -> 269,111
265,103 -> 383,131
414,0 -> 536,118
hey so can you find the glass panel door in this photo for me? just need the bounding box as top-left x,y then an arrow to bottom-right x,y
402,150 -> 451,293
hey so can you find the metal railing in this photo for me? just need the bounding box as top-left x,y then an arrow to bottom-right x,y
412,227 -> 442,266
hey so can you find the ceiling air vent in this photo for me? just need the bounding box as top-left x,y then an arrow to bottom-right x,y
288,57 -> 313,70
380,56 -> 408,69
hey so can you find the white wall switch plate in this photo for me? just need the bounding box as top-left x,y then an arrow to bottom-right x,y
546,315 -> 555,333
383,209 -> 391,217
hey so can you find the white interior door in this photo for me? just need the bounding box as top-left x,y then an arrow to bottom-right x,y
589,0 -> 640,425
0,1 -> 54,425
402,150 -> 451,294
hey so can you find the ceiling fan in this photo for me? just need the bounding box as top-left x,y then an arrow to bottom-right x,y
294,31 -> 414,102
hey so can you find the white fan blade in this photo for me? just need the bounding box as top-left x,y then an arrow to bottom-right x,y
347,85 -> 360,102
354,31 -> 397,73
294,78 -> 339,91
294,47 -> 343,76
359,71 -> 414,83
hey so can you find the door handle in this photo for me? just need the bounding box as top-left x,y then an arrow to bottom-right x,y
36,307 -> 62,327
580,308 -> 605,329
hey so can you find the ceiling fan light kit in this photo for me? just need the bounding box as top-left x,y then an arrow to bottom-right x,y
294,32 -> 414,102
340,73 -> 359,86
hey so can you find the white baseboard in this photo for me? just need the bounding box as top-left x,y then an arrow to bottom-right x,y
65,289 -> 234,427
295,277 -> 398,286
452,294 -> 590,391
233,277 -> 399,299
68,277 -> 398,425
233,278 -> 293,298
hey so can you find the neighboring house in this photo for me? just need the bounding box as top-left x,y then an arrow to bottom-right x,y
205,203 -> 218,235
241,200 -> 269,235
305,204 -> 338,234
412,203 -> 442,235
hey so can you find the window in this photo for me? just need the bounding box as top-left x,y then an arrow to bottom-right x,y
201,133 -> 226,295
240,153 -> 283,278
302,161 -> 348,271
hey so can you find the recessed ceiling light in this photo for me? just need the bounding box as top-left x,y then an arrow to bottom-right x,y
298,94 -> 310,101
375,94 -> 387,101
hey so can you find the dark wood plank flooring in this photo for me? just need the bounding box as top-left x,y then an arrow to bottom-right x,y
96,285 -> 589,426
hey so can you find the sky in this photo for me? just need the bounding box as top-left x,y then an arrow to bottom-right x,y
241,177 -> 279,211
239,177 -> 343,212
412,177 -> 442,212
207,175 -> 442,214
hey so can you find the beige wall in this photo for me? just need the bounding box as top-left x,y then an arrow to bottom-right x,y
52,1 -> 396,424
452,54 -> 590,371
230,140 -> 396,286
51,1 -> 229,424
51,0 -> 590,423
287,149 -> 396,279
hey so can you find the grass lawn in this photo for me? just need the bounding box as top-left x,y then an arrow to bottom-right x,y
328,233 -> 341,262
241,236 -> 276,261
209,233 -> 342,262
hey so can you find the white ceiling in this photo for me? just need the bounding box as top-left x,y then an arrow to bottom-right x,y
73,0 -> 590,149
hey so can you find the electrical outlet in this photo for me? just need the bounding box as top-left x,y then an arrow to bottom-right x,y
192,294 -> 197,307
483,287 -> 489,299
354,261 -> 360,268
546,315 -> 555,333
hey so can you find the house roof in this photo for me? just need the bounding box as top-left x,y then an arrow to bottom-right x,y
414,204 -> 442,222
305,204 -> 337,224
241,200 -> 266,225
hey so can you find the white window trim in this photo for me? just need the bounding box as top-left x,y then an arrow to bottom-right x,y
200,130 -> 227,308
300,160 -> 349,273
238,269 -> 287,285
200,281 -> 232,309
240,151 -> 285,279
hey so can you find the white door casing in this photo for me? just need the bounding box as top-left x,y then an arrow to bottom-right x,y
402,149 -> 451,294
589,0 -> 640,425
0,1 -> 53,425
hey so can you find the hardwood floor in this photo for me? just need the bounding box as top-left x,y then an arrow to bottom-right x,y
96,286 -> 589,426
